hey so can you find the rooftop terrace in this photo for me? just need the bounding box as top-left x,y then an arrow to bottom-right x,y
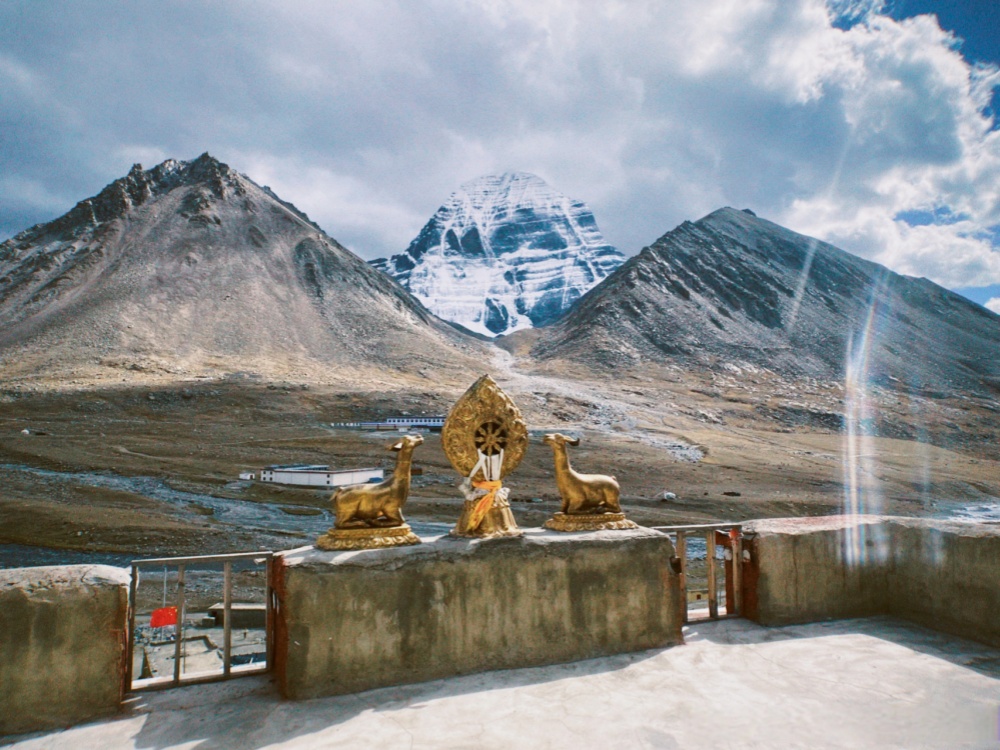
6,616 -> 998,749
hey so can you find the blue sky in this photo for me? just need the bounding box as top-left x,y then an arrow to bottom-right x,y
883,0 -> 1000,308
888,1 -> 1000,76
2,1 -> 999,311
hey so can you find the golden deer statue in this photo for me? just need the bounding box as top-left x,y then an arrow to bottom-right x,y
334,434 -> 423,528
543,433 -> 621,514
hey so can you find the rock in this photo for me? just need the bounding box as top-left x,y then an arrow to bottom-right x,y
0,155 -> 482,383
371,172 -> 624,337
658,491 -> 677,502
523,206 -> 1000,398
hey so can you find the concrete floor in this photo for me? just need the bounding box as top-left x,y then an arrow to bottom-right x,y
5,617 -> 1000,750
133,626 -> 267,683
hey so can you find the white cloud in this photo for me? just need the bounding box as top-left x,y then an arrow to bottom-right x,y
235,153 -> 428,256
778,11 -> 1000,286
0,174 -> 72,218
0,0 -> 998,293
986,297 -> 1000,314
112,145 -> 169,168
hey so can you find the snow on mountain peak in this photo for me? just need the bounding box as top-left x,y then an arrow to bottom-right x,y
371,172 -> 624,337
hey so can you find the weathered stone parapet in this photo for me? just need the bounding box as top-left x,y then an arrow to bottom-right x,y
884,517 -> 1000,648
0,564 -> 130,736
742,515 -> 1000,647
742,515 -> 889,626
274,528 -> 682,700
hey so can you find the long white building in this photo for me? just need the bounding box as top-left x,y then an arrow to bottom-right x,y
332,416 -> 446,431
258,465 -> 383,488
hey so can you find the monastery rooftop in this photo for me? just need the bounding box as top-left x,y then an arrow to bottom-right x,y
7,617 -> 999,749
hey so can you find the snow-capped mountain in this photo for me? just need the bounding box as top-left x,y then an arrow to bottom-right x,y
371,172 -> 624,337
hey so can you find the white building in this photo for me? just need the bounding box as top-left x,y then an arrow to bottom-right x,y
258,465 -> 383,488
333,416 -> 446,431
383,416 -> 445,429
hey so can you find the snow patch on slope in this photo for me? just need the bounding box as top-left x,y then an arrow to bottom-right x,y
371,172 -> 624,337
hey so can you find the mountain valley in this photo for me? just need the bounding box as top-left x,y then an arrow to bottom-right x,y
2,159 -> 999,563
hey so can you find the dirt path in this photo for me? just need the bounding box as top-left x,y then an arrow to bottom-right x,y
489,347 -> 704,460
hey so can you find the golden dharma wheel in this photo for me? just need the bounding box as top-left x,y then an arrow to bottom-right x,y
442,374 -> 527,480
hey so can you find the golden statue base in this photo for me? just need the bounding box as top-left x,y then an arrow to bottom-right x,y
543,512 -> 639,532
316,524 -> 421,551
450,500 -> 523,539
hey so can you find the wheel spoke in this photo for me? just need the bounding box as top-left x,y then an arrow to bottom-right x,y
475,421 -> 508,455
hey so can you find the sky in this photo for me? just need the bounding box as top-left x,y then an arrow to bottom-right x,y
2,0 -> 999,311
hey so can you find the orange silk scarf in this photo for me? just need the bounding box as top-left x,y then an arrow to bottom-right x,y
469,479 -> 503,529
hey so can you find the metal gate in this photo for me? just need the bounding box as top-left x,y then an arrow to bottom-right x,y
653,524 -> 743,622
126,551 -> 275,692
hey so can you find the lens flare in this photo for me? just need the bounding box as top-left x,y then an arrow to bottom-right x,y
787,129 -> 853,333
787,237 -> 819,331
841,274 -> 890,566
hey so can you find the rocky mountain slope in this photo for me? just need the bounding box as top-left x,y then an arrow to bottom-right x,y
371,172 -> 624,337
0,154 -> 484,384
515,207 -> 1000,395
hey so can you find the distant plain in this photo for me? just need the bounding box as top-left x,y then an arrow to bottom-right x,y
2,350 -> 997,563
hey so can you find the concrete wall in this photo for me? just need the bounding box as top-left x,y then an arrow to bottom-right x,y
887,518 -> 1000,648
744,516 -> 889,625
274,528 -> 682,700
743,515 -> 1000,647
0,564 -> 130,736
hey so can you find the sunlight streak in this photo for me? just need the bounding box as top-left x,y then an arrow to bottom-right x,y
841,273 -> 890,567
787,127 -> 855,332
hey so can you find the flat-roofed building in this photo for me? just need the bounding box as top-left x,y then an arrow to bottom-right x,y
258,465 -> 383,488
383,416 -> 445,429
333,416 -> 446,431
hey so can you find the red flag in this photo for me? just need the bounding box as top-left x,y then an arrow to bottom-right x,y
150,606 -> 177,628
